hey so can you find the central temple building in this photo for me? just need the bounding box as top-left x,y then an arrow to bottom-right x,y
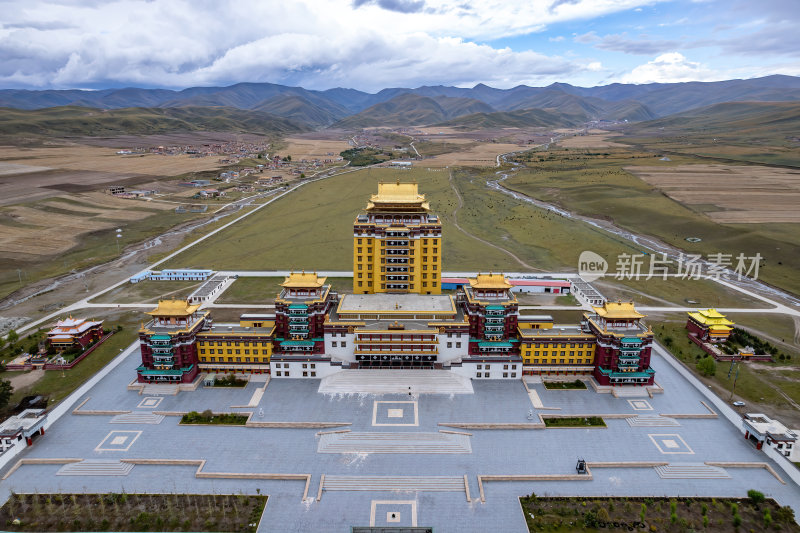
136,181 -> 655,387
353,181 -> 442,295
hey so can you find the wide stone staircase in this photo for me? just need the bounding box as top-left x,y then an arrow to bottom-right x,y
57,460 -> 134,476
323,475 -> 466,492
110,413 -> 165,424
612,387 -> 650,398
626,415 -> 680,427
141,383 -> 179,395
654,463 -> 730,479
318,432 -> 471,454
318,370 -> 474,395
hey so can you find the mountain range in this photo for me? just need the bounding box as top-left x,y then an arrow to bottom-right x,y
1,75 -> 800,132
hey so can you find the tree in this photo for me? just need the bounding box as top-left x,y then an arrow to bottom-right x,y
748,490 -> 765,505
6,329 -> 18,345
697,356 -> 716,377
0,379 -> 13,410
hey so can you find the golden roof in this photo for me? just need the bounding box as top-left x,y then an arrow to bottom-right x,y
281,271 -> 326,288
469,273 -> 512,290
688,309 -> 734,327
592,301 -> 645,320
146,299 -> 201,317
366,181 -> 430,211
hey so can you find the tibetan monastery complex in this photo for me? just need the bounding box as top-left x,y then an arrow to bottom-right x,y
137,182 -> 656,387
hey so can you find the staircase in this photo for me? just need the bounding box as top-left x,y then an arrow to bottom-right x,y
612,387 -> 650,398
318,370 -> 473,395
318,432 -> 471,454
626,415 -> 680,427
57,460 -> 134,476
654,463 -> 730,479
110,413 -> 165,424
141,384 -> 179,395
323,475 -> 465,492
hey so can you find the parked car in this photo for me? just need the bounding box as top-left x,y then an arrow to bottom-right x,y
732,401 -> 745,407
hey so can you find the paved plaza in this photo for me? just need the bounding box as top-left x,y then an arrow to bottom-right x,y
2,344 -> 800,532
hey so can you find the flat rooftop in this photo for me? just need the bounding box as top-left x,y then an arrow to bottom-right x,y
519,325 -> 590,337
358,319 -> 438,332
205,324 -> 273,335
338,294 -> 455,314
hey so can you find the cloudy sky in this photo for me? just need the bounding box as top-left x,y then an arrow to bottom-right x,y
1,0 -> 798,91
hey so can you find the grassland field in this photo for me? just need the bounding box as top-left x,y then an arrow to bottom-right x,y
162,166 -> 643,273
595,277 -> 770,308
620,135 -> 800,168
504,146 -> 800,296
89,279 -> 202,304
0,205 -> 207,301
157,165 -> 769,310
216,276 -> 353,305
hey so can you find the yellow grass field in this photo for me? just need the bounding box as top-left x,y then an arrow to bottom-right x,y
0,145 -> 224,175
628,164 -> 800,223
558,131 -> 626,148
416,126 -> 467,135
422,142 -> 523,167
282,136 -> 351,160
0,192 -> 174,260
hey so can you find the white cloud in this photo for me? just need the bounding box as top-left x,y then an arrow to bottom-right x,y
0,0 -> 666,90
549,35 -> 565,42
619,52 -> 722,84
587,61 -> 604,71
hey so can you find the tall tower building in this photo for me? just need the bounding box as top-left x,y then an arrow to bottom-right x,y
353,181 -> 442,294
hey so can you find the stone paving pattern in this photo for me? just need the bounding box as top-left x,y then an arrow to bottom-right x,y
2,345 -> 800,532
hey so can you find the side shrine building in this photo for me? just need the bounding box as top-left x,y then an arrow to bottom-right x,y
136,182 -> 656,387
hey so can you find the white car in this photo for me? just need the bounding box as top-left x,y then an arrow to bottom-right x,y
732,401 -> 745,407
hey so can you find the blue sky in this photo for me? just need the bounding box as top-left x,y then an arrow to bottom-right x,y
0,0 -> 797,91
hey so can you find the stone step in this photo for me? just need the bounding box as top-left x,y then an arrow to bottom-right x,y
318,370 -> 473,395
57,460 -> 134,476
323,475 -> 465,492
626,415 -> 680,427
654,463 -> 730,479
612,388 -> 650,398
110,413 -> 165,424
141,384 -> 179,395
318,432 -> 471,454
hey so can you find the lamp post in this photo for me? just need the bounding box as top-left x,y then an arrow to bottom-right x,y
115,228 -> 122,254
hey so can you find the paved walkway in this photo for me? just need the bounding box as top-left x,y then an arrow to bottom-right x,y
317,370 -> 474,395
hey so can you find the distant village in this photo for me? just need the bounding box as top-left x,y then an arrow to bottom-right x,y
109,141 -> 345,205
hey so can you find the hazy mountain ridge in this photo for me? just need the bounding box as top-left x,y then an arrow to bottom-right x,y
623,101 -> 800,137
0,75 -> 799,132
252,94 -> 350,126
332,93 -> 495,128
433,107 -> 584,129
0,105 -> 308,136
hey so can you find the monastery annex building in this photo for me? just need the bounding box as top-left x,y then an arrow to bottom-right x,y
137,182 -> 655,387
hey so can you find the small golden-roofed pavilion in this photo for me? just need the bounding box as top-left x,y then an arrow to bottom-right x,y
146,299 -> 201,317
281,271 -> 327,288
469,273 -> 513,290
366,181 -> 430,211
592,300 -> 646,320
687,308 -> 734,341
687,308 -> 734,328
